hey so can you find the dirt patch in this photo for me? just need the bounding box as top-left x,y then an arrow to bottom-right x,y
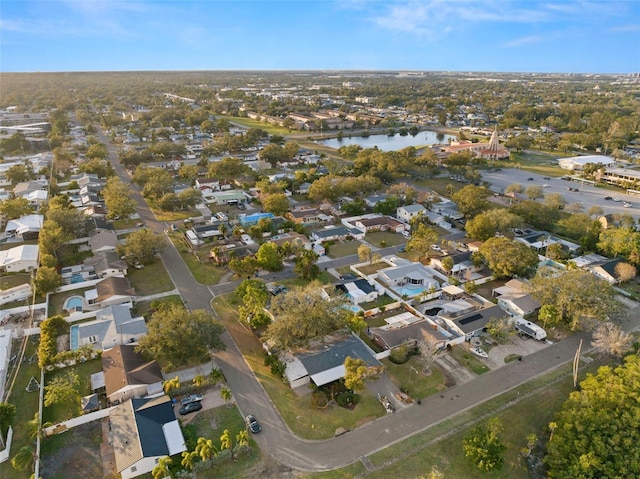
41,421 -> 107,479
244,455 -> 301,479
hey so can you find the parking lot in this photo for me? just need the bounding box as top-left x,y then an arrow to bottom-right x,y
481,168 -> 640,221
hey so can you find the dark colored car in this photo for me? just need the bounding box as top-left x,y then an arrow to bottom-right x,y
527,177 -> 534,181
245,414 -> 261,433
179,401 -> 202,415
604,196 -> 613,200
543,176 -> 551,180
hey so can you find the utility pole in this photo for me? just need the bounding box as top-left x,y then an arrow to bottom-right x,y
573,339 -> 582,389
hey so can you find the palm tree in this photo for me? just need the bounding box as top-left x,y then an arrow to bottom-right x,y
236,429 -> 249,448
163,376 -> 180,396
180,450 -> 198,470
152,456 -> 172,479
220,386 -> 232,407
11,445 -> 36,472
209,368 -> 224,385
192,375 -> 206,389
220,429 -> 233,457
26,412 -> 52,440
590,322 -> 632,357
195,436 -> 216,461
218,223 -> 228,238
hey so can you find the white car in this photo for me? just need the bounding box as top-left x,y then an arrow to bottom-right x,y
623,202 -> 632,208
430,244 -> 442,252
612,197 -> 621,202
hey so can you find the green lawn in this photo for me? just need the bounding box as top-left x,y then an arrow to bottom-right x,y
0,273 -> 32,290
218,115 -> 292,136
326,240 -> 361,258
360,294 -> 395,311
132,294 -> 183,318
149,205 -> 197,222
365,231 -> 405,248
0,339 -> 41,479
382,356 -> 446,401
42,359 -> 103,424
179,249 -> 227,285
128,260 -> 174,296
212,295 -> 386,440
355,261 -> 388,276
448,345 -> 490,375
48,287 -> 95,318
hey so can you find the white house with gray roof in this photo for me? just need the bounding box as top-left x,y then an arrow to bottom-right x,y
72,304 -> 147,351
396,204 -> 426,223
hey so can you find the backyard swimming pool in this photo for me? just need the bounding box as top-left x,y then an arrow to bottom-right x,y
63,295 -> 84,313
70,324 -> 79,350
398,285 -> 426,298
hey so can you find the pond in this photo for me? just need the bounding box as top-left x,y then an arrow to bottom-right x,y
317,130 -> 455,152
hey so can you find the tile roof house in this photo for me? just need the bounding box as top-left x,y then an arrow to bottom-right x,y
109,395 -> 186,479
102,344 -> 164,404
73,305 -> 147,351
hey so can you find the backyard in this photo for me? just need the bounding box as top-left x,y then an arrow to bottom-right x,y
127,260 -> 174,296
325,240 -> 361,259
365,231 -> 405,248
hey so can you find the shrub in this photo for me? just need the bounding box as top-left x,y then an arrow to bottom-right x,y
388,344 -> 418,364
310,390 -> 329,409
336,391 -> 360,408
264,353 -> 286,378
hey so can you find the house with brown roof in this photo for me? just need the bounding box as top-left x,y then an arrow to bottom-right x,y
85,276 -> 135,310
354,215 -> 405,233
370,318 -> 449,352
88,229 -> 119,254
287,206 -> 333,225
102,344 -> 164,405
83,251 -> 128,279
110,395 -> 186,479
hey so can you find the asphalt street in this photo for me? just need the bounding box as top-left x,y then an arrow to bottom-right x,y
99,129 -> 640,472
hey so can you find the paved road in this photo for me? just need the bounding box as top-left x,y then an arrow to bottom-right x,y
481,169 -> 640,221
99,130 -> 640,472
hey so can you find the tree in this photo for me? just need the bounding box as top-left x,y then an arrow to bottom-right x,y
261,193 -> 290,216
588,205 -> 604,218
343,357 -> 369,392
137,304 -> 225,370
528,268 -> 621,330
219,429 -> 233,455
406,224 -> 440,256
5,164 -> 34,184
452,185 -> 490,218
11,445 -> 36,472
229,255 -> 260,278
45,205 -> 85,238
358,244 -> 374,264
0,197 -> 33,219
265,282 -> 351,349
236,279 -> 270,329
544,192 -> 566,210
163,376 -> 180,395
39,219 -> 72,258
152,456 -> 172,479
590,322 -> 632,357
465,209 -> 523,241
538,304 -> 561,329
256,242 -> 283,272
181,450 -> 198,470
236,429 -> 249,448
44,371 -> 80,418
86,143 -> 109,160
25,412 -> 51,440
294,249 -> 320,281
178,165 -> 199,182
598,227 -> 639,258
524,185 -> 544,201
505,183 -> 524,196
220,386 -> 232,407
545,355 -> 640,478
0,402 -> 16,430
208,157 -> 249,181
195,436 -> 216,461
614,262 -> 637,283
118,228 -> 165,265
478,237 -> 539,278
102,177 -> 136,219
462,418 -> 506,471
34,266 -> 62,295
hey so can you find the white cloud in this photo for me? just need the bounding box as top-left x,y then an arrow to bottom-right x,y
503,35 -> 545,47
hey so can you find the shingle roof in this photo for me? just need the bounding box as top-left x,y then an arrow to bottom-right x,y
102,345 -> 163,398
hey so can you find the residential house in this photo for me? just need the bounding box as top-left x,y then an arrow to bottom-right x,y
310,225 -> 365,242
83,251 -> 128,279
268,232 -> 312,254
370,317 -> 450,352
439,302 -> 506,339
88,229 -> 119,254
4,214 -> 43,239
192,223 -> 225,240
430,252 -> 476,279
204,189 -> 251,206
396,204 -> 426,224
237,212 -> 275,227
336,278 -> 379,305
0,244 -> 39,272
102,344 -> 164,404
588,257 -> 635,284
23,189 -> 48,208
353,215 -> 405,233
85,276 -> 135,310
0,283 -> 32,306
377,259 -> 441,294
13,180 -> 47,198
83,204 -> 108,219
110,395 -> 186,479
497,293 -> 541,317
492,278 -> 528,297
287,207 -> 332,225
364,194 -> 389,208
281,333 -> 381,389
73,305 -> 147,351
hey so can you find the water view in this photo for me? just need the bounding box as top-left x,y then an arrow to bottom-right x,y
317,130 -> 455,151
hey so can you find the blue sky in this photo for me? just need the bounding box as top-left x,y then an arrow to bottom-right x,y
2,1 -> 639,73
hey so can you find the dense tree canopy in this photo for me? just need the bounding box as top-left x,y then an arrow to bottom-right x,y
102,176 -> 136,219
137,304 -> 225,369
478,237 -> 539,278
545,355 -> 640,479
118,228 -> 166,265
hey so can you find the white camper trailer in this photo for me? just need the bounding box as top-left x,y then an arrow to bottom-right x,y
515,318 -> 547,341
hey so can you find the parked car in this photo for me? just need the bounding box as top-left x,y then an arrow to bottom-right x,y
170,224 -> 178,231
179,402 -> 202,415
543,176 -> 551,180
181,393 -> 204,406
527,177 -> 534,181
604,196 -> 613,200
623,202 -> 632,208
567,187 -> 579,192
612,197 -> 621,202
245,414 -> 261,433
430,244 -> 442,252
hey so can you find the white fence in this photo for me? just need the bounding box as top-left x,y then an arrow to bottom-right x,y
0,426 -> 13,463
44,407 -> 114,437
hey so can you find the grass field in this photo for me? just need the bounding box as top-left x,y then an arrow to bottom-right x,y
365,231 -> 405,248
449,345 -> 490,375
127,260 -> 175,296
382,356 -> 447,401
212,294 -> 386,440
180,249 -> 227,285
326,240 -> 360,258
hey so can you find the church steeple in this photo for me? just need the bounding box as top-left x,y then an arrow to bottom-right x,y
488,126 -> 500,152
